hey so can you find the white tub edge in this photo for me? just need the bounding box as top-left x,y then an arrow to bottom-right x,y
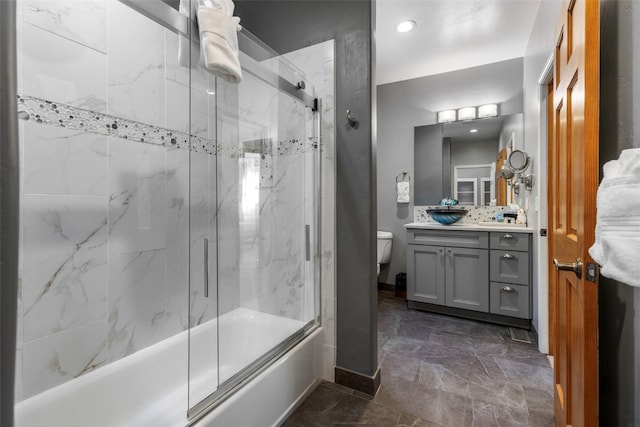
194,327 -> 324,427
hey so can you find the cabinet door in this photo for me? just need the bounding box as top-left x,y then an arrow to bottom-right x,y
445,247 -> 489,312
407,245 -> 445,305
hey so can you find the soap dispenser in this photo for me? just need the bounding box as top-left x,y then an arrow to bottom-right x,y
516,209 -> 527,225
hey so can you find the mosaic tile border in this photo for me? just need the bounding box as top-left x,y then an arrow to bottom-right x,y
276,138 -> 319,156
17,95 -> 213,154
17,95 -> 319,158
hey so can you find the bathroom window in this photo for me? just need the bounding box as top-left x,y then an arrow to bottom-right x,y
453,164 -> 492,206
455,178 -> 477,206
480,178 -> 494,206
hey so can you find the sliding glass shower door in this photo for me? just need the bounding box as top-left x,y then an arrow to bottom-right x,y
12,1 -> 320,424
187,32 -> 320,415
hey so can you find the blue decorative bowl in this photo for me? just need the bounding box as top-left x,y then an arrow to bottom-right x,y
439,197 -> 459,207
427,208 -> 468,225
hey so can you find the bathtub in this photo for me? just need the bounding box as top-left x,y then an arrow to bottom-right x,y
15,308 -> 323,427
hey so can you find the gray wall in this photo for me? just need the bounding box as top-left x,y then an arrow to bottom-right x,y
522,0 -> 562,345
377,58 -> 523,285
1,0 -> 19,425
450,139 -> 497,169
414,124 -> 444,205
0,0 -> 20,426
498,113 -> 524,152
236,1 -> 379,379
598,1 -> 639,424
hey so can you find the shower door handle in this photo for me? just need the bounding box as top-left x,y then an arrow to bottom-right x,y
305,225 -> 311,261
204,238 -> 209,298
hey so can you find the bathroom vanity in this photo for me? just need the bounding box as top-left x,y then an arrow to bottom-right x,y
405,223 -> 533,329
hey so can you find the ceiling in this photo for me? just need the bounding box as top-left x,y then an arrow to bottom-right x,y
442,116 -> 504,142
376,0 -> 542,85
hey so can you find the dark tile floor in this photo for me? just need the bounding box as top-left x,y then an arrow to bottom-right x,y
282,292 -> 555,427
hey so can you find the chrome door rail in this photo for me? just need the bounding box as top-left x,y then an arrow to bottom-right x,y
118,0 -> 316,110
187,321 -> 320,423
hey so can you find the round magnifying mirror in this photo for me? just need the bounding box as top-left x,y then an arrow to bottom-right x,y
508,149 -> 530,173
500,164 -> 514,180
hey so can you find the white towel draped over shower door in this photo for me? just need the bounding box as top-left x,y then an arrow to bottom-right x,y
588,148 -> 640,287
178,0 -> 243,83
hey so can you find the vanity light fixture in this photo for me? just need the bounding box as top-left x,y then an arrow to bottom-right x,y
396,20 -> 416,33
437,110 -> 457,123
470,129 -> 478,133
478,104 -> 498,118
457,107 -> 476,121
437,103 -> 500,124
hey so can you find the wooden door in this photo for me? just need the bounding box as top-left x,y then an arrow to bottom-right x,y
496,148 -> 507,205
549,0 -> 599,426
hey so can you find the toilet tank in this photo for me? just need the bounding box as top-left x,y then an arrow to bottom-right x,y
377,231 -> 393,264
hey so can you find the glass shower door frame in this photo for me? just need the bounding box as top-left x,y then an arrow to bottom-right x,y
113,1 -> 321,420
188,48 -> 322,422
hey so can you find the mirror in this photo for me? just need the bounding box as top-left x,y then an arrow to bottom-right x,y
414,113 -> 524,206
508,149 -> 530,172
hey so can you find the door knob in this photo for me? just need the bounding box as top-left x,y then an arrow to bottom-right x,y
553,258 -> 582,279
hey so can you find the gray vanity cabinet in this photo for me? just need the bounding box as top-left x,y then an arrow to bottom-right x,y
407,227 -> 532,327
407,229 -> 489,313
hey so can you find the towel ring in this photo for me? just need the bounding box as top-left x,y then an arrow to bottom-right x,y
396,172 -> 410,183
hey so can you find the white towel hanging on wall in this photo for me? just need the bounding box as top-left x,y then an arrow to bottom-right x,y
396,172 -> 410,203
588,148 -> 640,287
397,182 -> 410,203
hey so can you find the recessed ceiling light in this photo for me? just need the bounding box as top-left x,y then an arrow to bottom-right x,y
396,20 -> 416,33
470,129 -> 478,133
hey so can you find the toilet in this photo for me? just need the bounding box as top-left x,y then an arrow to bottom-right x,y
377,231 -> 393,275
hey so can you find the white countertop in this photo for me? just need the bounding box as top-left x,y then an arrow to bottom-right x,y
404,222 -> 535,234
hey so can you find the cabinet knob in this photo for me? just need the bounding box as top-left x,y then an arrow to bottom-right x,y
503,234 -> 514,239
438,248 -> 444,255
446,249 -> 452,255
502,253 -> 514,259
502,286 -> 515,293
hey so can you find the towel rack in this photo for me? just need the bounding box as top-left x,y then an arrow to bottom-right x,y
396,172 -> 410,183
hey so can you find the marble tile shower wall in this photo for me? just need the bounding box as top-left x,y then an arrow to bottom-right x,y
15,0 -> 326,401
16,0 -> 212,401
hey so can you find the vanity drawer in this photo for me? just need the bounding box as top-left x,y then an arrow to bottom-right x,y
490,250 -> 530,285
408,229 -> 488,249
490,282 -> 530,319
490,232 -> 530,252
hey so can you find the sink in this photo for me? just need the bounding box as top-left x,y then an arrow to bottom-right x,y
427,208 -> 469,225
